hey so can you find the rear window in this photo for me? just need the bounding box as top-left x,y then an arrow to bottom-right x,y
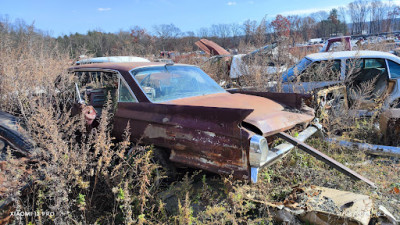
388,60 -> 400,79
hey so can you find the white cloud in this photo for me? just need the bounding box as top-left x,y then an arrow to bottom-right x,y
227,1 -> 237,6
382,0 -> 400,5
280,6 -> 340,16
97,8 -> 111,12
280,0 -> 400,17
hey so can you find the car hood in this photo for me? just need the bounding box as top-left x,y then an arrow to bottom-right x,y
164,92 -> 314,136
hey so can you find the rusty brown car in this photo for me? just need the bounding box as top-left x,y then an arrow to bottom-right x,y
68,62 -> 370,184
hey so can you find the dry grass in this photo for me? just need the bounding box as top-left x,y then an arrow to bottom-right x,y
1,23 -> 399,224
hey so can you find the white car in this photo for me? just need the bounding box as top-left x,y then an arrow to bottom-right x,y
282,50 -> 400,110
76,56 -> 150,65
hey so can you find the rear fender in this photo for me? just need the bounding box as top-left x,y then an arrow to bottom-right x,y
113,102 -> 253,179
227,90 -> 312,109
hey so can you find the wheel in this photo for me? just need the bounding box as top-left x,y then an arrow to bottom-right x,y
0,111 -> 33,158
152,147 -> 177,180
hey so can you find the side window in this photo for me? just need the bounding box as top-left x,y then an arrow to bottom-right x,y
387,60 -> 400,79
364,58 -> 385,70
118,79 -> 137,102
359,58 -> 386,80
77,71 -> 118,89
331,60 -> 341,72
346,58 -> 389,100
74,71 -> 118,108
299,60 -> 341,82
345,58 -> 363,77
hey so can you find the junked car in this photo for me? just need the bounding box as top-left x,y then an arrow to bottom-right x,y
281,51 -> 400,109
0,111 -> 34,212
194,39 -> 288,80
280,50 -> 400,144
75,56 -> 150,65
67,62 -> 375,185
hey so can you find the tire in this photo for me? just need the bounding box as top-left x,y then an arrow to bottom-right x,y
152,147 -> 177,180
0,111 -> 33,158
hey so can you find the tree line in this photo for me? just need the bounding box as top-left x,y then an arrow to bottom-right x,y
1,0 -> 400,58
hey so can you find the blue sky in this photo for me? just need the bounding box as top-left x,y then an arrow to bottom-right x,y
0,0 -> 378,37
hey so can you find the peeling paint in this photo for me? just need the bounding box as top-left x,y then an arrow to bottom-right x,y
203,131 -> 216,137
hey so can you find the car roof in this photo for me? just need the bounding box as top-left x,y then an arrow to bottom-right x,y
76,56 -> 150,65
69,62 -> 191,73
305,50 -> 400,63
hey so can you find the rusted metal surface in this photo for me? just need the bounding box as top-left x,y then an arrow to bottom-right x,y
114,102 -> 253,179
227,90 -> 313,109
70,63 -> 320,181
194,40 -> 210,54
321,36 -> 352,52
165,92 -> 314,136
277,132 -> 376,188
195,39 -> 230,56
314,85 -> 348,110
379,108 -> 400,146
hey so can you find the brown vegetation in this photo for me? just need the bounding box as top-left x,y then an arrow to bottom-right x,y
1,6 -> 400,225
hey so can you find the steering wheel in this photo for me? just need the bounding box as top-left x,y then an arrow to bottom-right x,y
140,73 -> 152,86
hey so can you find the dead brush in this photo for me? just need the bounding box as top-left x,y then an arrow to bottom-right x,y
233,42 -> 294,91
324,56 -> 385,144
0,29 -> 161,223
0,27 -> 70,114
2,86 -> 163,224
360,39 -> 396,52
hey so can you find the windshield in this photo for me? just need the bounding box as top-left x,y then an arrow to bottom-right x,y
282,57 -> 312,82
131,65 -> 226,102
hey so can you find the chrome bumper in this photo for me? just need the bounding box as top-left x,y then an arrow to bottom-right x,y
251,122 -> 322,183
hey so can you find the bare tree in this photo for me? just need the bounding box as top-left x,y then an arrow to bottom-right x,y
300,16 -> 316,41
338,6 -> 348,25
230,23 -> 242,46
210,24 -> 232,47
242,19 -> 257,43
385,1 -> 400,32
370,0 -> 386,34
310,11 -> 329,23
197,27 -> 209,38
153,23 -> 181,50
253,17 -> 268,47
348,0 -> 370,35
287,15 -> 303,45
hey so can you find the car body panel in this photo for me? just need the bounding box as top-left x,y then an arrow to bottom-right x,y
320,36 -> 352,52
280,81 -> 343,94
165,92 -> 314,136
113,102 -> 253,178
76,56 -> 150,65
69,62 -> 318,180
195,39 -> 230,56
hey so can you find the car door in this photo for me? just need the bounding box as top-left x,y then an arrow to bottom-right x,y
385,60 -> 400,108
289,59 -> 342,93
345,58 -> 389,109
